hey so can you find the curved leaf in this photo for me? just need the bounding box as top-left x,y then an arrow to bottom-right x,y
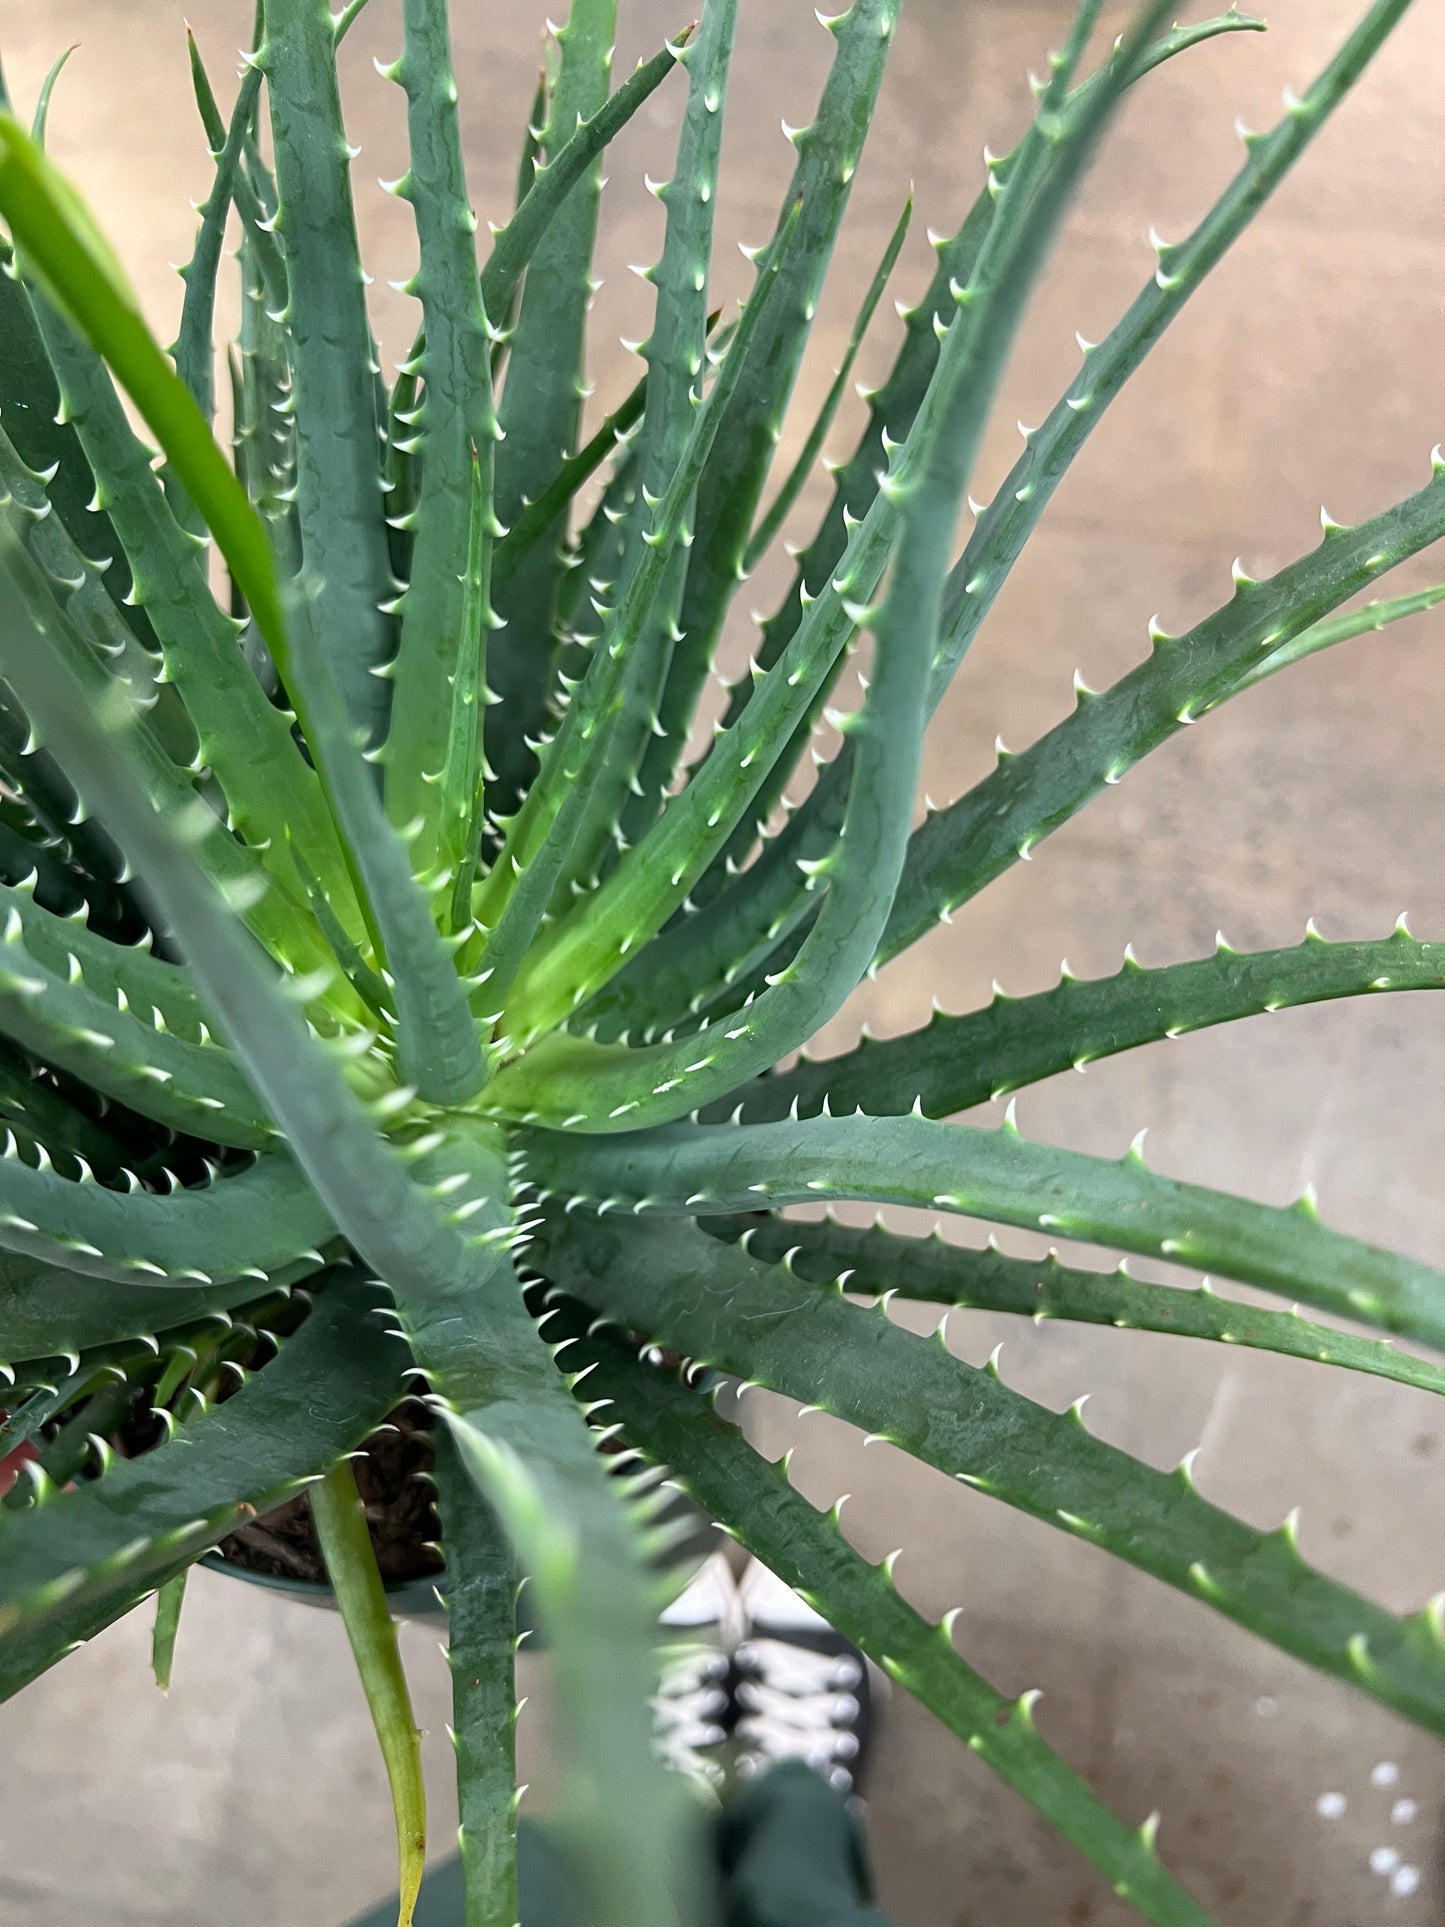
487,0 -> 624,818
590,0 -> 1420,1042
311,1458 -> 427,1927
709,1214 -> 1445,1400
0,1270 -> 403,1701
0,1146 -> 333,1290
0,557 -> 695,1925
533,1207 -> 1445,1738
432,1424 -> 520,1927
0,886 -> 276,1150
489,3 -> 1167,1121
260,0 -> 395,743
521,1109 -> 1445,1350
723,927 -> 1445,1125
0,1249 -> 329,1368
380,0 -> 500,882
571,1313 -> 1217,1927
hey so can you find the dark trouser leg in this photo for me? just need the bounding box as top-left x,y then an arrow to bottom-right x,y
347,1762 -> 894,1927
342,1827 -> 590,1927
715,1761 -> 897,1927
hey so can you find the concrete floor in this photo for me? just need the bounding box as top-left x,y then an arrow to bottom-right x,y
1,0 -> 1444,1921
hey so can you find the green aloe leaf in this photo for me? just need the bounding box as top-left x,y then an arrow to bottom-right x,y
487,0 -> 621,820
3,1368 -> 135,1513
260,0 -> 396,745
554,0 -> 739,901
311,1458 -> 428,1927
0,524 -> 693,1924
1,6 -> 1436,1921
0,247 -> 150,651
379,0 -> 501,884
0,514 -> 481,1298
723,926 -> 1445,1124
571,1314 -> 1217,1927
0,1270 -> 403,1700
881,466 -> 1445,966
281,568 -> 487,1106
0,1140 -> 333,1291
440,453 -> 494,934
0,691 -> 136,926
689,9 -> 1264,903
0,115 -> 288,725
470,201 -> 805,1023
2,1287 -> 290,1450
0,426 -> 171,738
169,60 -> 265,439
0,879 -> 277,1150
0,1040 -> 165,1186
489,65 -> 548,384
741,189 -> 913,575
477,33 -> 683,336
0,58 -> 155,655
552,433 -> 640,662
709,1214 -> 1445,1400
1226,582 -> 1445,698
0,115 -> 356,980
174,33 -> 287,501
150,1571 -> 186,1692
0,826 -> 140,955
927,0 -> 1416,714
382,1122 -> 697,1927
333,0 -> 377,43
492,364 -> 648,580
522,1108 -> 1445,1350
0,1250 -> 330,1368
599,0 -> 1416,1044
629,0 -> 903,837
533,1206 -> 1445,1738
431,1424 -> 521,1927
612,449 -> 1445,1043
489,0 -> 1168,1118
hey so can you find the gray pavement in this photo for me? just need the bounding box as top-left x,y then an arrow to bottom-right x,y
1,2 -> 1443,1921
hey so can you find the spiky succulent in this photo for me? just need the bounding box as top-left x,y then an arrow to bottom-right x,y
0,0 -> 1440,1922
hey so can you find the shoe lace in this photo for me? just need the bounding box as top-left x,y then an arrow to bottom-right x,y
651,1643 -> 731,1789
733,1638 -> 863,1788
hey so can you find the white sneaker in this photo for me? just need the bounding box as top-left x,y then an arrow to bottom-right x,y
732,1558 -> 876,1794
652,1551 -> 741,1794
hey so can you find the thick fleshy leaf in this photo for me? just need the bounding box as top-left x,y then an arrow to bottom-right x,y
487,0 -> 620,820
311,1458 -> 427,1927
555,0 -> 739,901
533,1207 -> 1445,1738
470,201 -> 805,1024
380,0 -> 500,883
521,1109 -> 1445,1349
591,0 -> 1417,1043
710,1214 -> 1445,1400
489,1 -> 1170,1118
431,1423 -> 520,1927
260,0 -> 395,744
382,1122 -> 698,1927
0,538 -> 695,1927
0,1270 -> 403,1701
570,1313 -> 1218,1927
629,0 -> 903,835
722,927 -> 1445,1125
0,1249 -> 328,1367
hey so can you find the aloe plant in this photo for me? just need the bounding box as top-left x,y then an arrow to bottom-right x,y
0,1 -> 1438,1922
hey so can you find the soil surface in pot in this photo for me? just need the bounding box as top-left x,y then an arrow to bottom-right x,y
212,1401 -> 444,1587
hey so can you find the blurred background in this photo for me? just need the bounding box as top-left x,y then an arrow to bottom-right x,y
2,1 -> 1445,1921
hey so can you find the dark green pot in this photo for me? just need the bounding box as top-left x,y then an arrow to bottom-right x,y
201,1481 -> 718,1621
200,1551 -> 447,1615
